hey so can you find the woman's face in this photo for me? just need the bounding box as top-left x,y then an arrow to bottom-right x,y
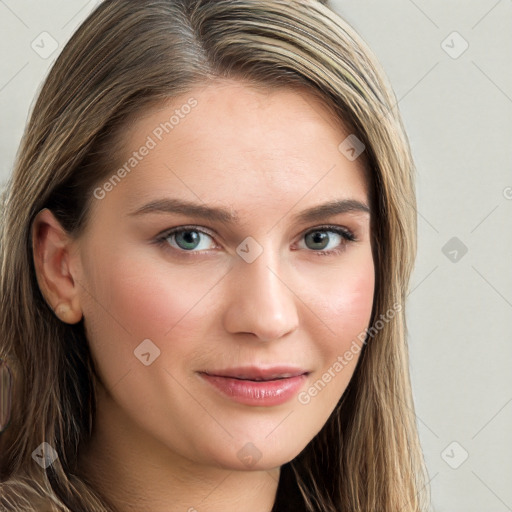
71,80 -> 375,470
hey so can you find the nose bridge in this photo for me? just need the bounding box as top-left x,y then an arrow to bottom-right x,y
223,237 -> 299,341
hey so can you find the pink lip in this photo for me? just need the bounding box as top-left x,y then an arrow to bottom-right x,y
199,366 -> 309,406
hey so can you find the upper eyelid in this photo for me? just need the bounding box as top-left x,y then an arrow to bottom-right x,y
159,225 -> 217,241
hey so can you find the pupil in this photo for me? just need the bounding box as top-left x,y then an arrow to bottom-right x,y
307,231 -> 328,250
177,231 -> 199,249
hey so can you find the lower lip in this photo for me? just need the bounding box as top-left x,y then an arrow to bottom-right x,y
199,373 -> 307,406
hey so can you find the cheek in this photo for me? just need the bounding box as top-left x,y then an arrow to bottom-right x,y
295,258 -> 374,422
302,251 -> 375,383
331,269 -> 375,328
84,250 -> 220,337
80,249 -> 220,383
306,253 -> 375,340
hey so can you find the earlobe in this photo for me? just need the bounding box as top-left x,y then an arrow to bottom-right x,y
31,208 -> 84,324
54,300 -> 83,324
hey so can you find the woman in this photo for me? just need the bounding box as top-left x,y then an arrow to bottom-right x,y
0,0 -> 430,510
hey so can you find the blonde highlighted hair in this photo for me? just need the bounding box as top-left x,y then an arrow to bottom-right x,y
0,0 -> 430,510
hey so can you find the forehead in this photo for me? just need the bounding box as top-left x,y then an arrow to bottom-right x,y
99,80 -> 370,219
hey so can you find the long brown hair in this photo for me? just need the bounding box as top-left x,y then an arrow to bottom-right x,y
0,0 -> 430,510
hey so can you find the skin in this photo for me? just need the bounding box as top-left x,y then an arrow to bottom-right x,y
32,80 -> 375,512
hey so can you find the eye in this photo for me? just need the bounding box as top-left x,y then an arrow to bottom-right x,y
156,226 -> 217,252
154,224 -> 357,256
297,226 -> 357,256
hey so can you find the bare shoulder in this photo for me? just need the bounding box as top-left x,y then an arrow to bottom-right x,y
0,476 -> 60,512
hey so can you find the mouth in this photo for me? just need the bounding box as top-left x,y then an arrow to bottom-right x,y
201,366 -> 310,381
198,366 -> 310,406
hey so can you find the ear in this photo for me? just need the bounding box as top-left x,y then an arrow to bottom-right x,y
31,208 -> 83,324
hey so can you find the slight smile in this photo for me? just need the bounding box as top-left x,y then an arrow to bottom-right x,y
198,366 -> 310,406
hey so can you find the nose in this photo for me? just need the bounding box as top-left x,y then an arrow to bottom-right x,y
222,247 -> 299,342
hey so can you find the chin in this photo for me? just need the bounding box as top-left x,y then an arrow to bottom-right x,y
203,434 -> 310,472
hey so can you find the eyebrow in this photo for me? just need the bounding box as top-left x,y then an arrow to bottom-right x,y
127,197 -> 370,224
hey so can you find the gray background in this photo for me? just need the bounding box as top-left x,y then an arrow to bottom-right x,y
1,1 -> 511,510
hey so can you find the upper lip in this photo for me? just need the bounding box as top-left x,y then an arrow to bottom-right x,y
201,365 -> 309,381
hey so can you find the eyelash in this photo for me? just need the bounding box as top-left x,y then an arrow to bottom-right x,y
154,224 -> 357,257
